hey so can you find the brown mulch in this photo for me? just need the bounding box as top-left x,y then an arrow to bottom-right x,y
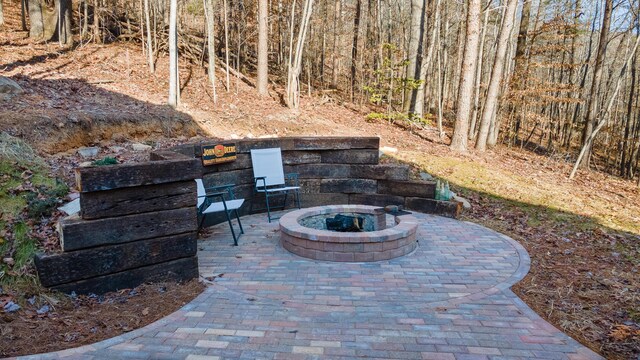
0,280 -> 204,357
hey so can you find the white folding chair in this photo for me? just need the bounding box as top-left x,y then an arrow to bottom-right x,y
250,148 -> 301,222
196,179 -> 244,245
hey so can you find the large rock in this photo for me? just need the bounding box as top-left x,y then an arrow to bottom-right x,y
0,77 -> 24,100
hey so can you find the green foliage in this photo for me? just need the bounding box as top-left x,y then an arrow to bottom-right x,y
92,157 -> 119,166
362,43 -> 428,128
185,0 -> 203,16
0,133 -> 67,290
25,181 -> 69,219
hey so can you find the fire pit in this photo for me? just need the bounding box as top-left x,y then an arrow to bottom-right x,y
279,205 -> 418,262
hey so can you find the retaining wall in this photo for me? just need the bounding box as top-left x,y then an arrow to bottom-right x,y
35,136 -> 460,294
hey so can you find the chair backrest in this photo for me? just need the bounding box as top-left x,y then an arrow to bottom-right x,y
250,148 -> 286,187
195,179 -> 206,208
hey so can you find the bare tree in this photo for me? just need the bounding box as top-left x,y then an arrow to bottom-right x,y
285,0 -> 314,109
579,0 -> 613,168
257,0 -> 269,95
571,32 -> 640,179
404,0 -> 426,114
54,0 -> 73,46
168,0 -> 179,108
450,0 -> 481,152
331,0 -> 341,88
475,0 -> 519,151
350,0 -> 361,101
223,0 -> 230,90
204,0 -> 217,103
144,0 -> 155,73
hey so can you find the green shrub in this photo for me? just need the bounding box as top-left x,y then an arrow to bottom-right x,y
92,157 -> 118,166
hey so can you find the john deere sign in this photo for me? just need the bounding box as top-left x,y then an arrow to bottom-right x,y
202,143 -> 237,165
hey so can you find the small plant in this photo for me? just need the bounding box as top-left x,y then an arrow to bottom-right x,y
92,157 -> 118,166
362,43 -> 427,129
24,180 -> 69,219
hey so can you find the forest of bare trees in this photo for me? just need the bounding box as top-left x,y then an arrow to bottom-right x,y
3,0 -> 640,181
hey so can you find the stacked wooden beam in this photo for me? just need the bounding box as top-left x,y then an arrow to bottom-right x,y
35,157 -> 200,294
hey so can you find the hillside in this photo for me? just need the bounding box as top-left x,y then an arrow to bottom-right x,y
1,9 -> 639,359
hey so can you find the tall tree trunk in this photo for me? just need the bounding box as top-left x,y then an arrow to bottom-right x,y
509,0 -> 531,141
81,0 -> 88,37
350,0 -> 361,102
21,0 -> 28,31
168,0 -> 179,108
53,0 -> 73,46
621,45 -> 637,177
415,0 -> 437,120
93,0 -> 101,43
0,0 -> 4,26
450,0 -> 481,152
286,0 -> 315,109
204,0 -> 216,103
257,0 -> 269,95
331,0 -> 341,88
469,6 -> 490,140
579,0 -> 612,168
144,0 -> 155,72
223,0 -> 230,90
404,0 -> 426,114
28,0 -> 44,38
475,0 -> 518,151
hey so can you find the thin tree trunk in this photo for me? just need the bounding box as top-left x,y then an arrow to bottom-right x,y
475,0 -> 518,151
404,0 -> 426,114
350,0 -> 361,102
53,0 -> 75,46
144,0 -> 155,73
331,0 -> 341,88
204,0 -> 217,103
570,32 -> 640,179
509,0 -> 531,141
286,0 -> 315,109
94,0 -> 101,43
81,1 -> 88,37
450,0 -> 481,152
21,0 -> 28,31
168,0 -> 179,108
415,0 -> 438,120
579,0 -> 612,168
223,0 -> 230,91
621,50 -> 637,177
0,0 -> 4,26
257,0 -> 269,95
469,6 -> 490,140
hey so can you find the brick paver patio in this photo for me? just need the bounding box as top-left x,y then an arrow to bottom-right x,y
18,211 -> 602,360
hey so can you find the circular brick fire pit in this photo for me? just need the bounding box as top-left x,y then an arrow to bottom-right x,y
279,205 -> 418,262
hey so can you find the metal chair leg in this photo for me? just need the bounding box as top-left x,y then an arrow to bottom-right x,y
226,210 -> 238,246
234,209 -> 244,234
265,191 -> 272,223
198,213 -> 206,231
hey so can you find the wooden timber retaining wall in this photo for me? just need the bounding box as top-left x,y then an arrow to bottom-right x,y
35,136 -> 460,294
35,158 -> 201,294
